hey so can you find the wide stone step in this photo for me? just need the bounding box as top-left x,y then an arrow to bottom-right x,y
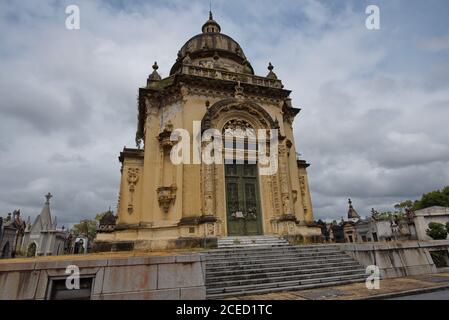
206,273 -> 366,296
209,246 -> 339,255
208,247 -> 343,255
206,263 -> 363,282
206,269 -> 366,288
206,260 -> 362,278
206,259 -> 360,277
206,254 -> 349,267
206,256 -> 355,271
206,251 -> 345,263
206,278 -> 365,299
217,237 -> 290,248
218,244 -> 289,249
218,238 -> 287,243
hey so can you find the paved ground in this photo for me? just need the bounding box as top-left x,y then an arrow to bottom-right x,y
226,272 -> 449,300
389,289 -> 449,300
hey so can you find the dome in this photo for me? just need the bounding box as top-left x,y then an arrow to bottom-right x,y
170,12 -> 254,75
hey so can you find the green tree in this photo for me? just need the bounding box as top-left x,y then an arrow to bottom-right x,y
426,222 -> 448,240
71,212 -> 108,242
394,200 -> 414,213
414,186 -> 449,210
446,222 -> 449,234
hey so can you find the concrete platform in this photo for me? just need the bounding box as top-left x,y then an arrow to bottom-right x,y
226,272 -> 449,300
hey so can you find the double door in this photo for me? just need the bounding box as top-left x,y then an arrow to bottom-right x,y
225,163 -> 263,236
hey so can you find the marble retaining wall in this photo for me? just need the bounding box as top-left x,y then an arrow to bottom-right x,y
0,253 -> 206,300
339,240 -> 449,278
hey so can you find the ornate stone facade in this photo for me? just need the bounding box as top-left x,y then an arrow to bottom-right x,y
95,12 -> 320,250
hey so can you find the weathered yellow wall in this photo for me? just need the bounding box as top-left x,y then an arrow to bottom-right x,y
111,89 -> 316,244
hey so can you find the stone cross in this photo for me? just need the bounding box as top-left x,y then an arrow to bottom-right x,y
45,192 -> 53,204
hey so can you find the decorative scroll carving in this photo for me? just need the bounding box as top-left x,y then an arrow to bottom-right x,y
127,168 -> 140,214
206,223 -> 215,236
299,176 -> 306,196
203,163 -> 215,216
292,190 -> 298,204
278,142 -> 292,215
270,173 -> 282,216
298,175 -> 310,215
157,185 -> 177,213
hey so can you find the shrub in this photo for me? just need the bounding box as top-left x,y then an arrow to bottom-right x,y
426,222 -> 448,240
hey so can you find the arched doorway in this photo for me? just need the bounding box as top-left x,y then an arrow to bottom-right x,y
201,98 -> 277,236
27,242 -> 37,257
223,120 -> 263,236
1,242 -> 10,259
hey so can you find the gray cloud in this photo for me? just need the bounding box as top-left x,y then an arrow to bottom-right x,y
0,0 -> 449,225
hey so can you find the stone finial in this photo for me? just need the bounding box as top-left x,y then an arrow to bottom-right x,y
266,62 -> 278,79
147,61 -> 162,85
347,198 -> 360,220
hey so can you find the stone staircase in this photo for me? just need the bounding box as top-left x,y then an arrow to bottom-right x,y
206,239 -> 367,299
217,236 -> 290,248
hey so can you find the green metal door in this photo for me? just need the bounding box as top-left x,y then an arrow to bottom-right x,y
225,163 -> 263,236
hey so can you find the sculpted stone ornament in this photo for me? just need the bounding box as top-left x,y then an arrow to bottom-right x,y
299,176 -> 306,196
202,162 -> 215,216
157,185 -> 177,213
158,121 -> 175,153
206,223 -> 215,236
127,168 -> 140,214
234,81 -> 244,100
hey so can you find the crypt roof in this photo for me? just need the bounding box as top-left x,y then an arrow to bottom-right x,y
30,193 -> 57,232
169,11 -> 254,76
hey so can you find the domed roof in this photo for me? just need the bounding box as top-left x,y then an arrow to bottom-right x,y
170,12 -> 254,75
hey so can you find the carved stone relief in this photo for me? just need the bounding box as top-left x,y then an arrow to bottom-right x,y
127,168 -> 140,214
157,185 -> 177,213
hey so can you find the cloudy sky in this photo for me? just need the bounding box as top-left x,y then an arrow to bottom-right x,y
1,0 -> 449,226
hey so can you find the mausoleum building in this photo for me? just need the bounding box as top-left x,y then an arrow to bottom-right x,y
96,12 -> 320,250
